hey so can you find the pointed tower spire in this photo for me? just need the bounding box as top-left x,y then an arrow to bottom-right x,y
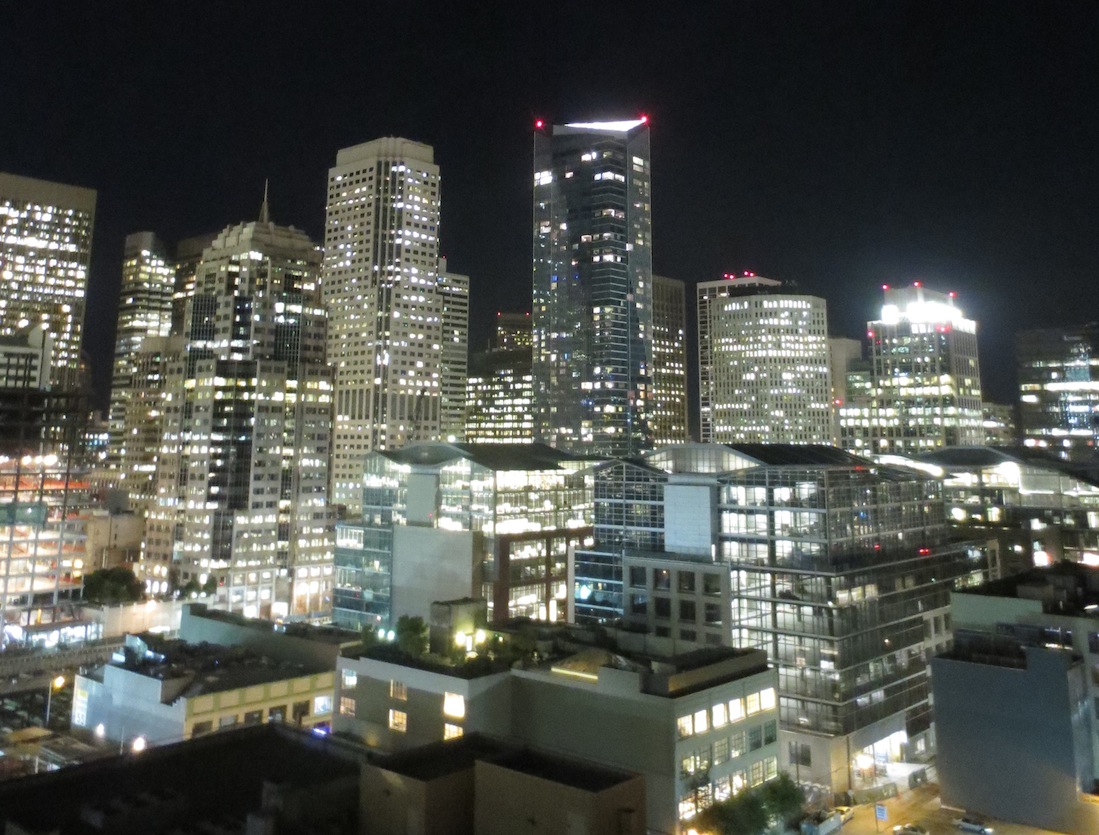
258,179 -> 271,224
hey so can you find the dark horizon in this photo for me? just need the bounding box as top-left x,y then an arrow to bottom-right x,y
3,3 -> 1096,421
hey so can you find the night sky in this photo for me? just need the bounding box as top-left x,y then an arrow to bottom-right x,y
3,3 -> 1097,423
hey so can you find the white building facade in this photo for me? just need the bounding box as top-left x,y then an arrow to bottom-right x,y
697,276 -> 831,445
322,138 -> 444,514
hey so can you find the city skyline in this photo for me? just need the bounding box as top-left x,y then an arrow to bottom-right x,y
3,5 -> 1096,422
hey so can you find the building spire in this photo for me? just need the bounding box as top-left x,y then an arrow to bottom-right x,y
258,179 -> 271,224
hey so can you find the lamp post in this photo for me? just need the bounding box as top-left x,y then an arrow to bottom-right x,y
44,675 -> 65,726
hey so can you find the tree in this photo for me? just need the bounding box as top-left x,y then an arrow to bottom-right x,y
82,567 -> 144,605
361,624 -> 381,650
759,772 -> 805,825
694,789 -> 768,835
395,615 -> 428,658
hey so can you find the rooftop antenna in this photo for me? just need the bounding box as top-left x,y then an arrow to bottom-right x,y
258,178 -> 271,224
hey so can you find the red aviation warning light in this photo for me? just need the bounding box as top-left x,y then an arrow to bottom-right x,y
639,114 -> 649,124
534,119 -> 545,130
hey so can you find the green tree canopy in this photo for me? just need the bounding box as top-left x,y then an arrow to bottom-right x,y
395,615 -> 428,658
82,567 -> 144,605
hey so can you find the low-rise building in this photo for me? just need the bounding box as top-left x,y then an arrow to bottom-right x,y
335,624 -> 777,835
70,604 -> 356,749
363,733 -> 646,835
933,637 -> 1098,833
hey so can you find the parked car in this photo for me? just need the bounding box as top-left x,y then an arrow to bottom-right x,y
893,825 -> 928,835
834,806 -> 855,823
954,817 -> 993,833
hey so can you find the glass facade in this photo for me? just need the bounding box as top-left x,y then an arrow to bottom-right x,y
717,464 -> 969,741
532,119 -> 654,457
575,460 -> 666,623
651,274 -> 688,446
337,444 -> 593,629
1017,324 -> 1099,460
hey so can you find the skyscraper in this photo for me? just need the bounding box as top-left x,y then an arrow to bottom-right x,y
466,312 -> 534,444
841,284 -> 982,455
0,173 -> 96,392
1016,324 -> 1099,459
698,275 -> 832,445
323,138 -> 443,513
436,257 -> 470,442
150,214 -> 332,620
532,117 -> 653,457
650,274 -> 688,446
107,232 -> 175,473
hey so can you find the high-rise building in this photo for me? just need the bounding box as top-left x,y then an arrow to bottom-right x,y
575,443 -> 978,792
532,118 -> 654,457
650,274 -> 688,446
0,173 -> 96,392
437,257 -> 469,442
697,275 -> 831,445
171,232 -> 219,335
840,284 -> 982,455
323,138 -> 443,514
466,312 -> 534,445
150,214 -> 332,620
107,232 -> 175,471
493,311 -> 533,352
1016,324 -> 1099,459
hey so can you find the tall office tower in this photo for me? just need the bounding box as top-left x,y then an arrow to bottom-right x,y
323,138 -> 443,514
466,312 -> 534,444
697,274 -> 832,444
437,257 -> 470,441
0,329 -> 90,639
1017,324 -> 1099,459
493,311 -> 533,351
532,117 -> 654,457
841,284 -> 982,456
828,337 -> 864,446
171,232 -> 219,335
650,274 -> 688,445
150,214 -> 333,620
107,233 -> 175,472
0,173 -> 96,392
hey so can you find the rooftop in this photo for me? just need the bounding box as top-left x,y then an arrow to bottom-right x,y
100,632 -> 330,699
961,560 -> 1099,617
185,602 -> 360,646
915,444 -> 1099,488
375,441 -> 591,472
374,732 -> 638,792
0,724 -> 360,834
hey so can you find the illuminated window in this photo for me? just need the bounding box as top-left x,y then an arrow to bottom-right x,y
444,723 -> 463,740
678,796 -> 696,821
388,709 -> 407,733
712,702 -> 727,728
313,695 -> 333,715
746,692 -> 761,715
677,715 -> 693,738
750,759 -> 764,786
390,680 -> 407,701
341,669 -> 358,688
443,692 -> 465,719
728,697 -> 745,722
693,709 -> 709,734
760,687 -> 776,710
339,697 -> 356,717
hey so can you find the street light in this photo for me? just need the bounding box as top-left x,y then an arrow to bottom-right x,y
44,675 -> 65,726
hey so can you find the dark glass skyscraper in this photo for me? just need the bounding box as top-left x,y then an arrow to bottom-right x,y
532,118 -> 653,457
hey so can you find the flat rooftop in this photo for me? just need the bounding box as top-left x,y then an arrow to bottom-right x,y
961,560 -> 1099,617
374,732 -> 638,792
0,724 -> 360,833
